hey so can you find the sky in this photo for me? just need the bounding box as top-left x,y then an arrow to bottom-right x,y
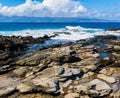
0,0 -> 120,20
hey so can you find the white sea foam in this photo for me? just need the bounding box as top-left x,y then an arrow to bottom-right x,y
66,26 -> 83,30
0,29 -> 64,37
0,26 -> 120,41
65,26 -> 102,31
1,26 -> 120,52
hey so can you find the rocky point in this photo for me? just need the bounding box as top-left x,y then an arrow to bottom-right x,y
0,31 -> 120,98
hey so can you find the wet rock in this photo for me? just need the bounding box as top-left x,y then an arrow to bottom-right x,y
0,52 -> 15,66
107,28 -> 120,31
0,35 -> 50,52
0,36 -> 27,52
0,35 -> 51,68
97,74 -> 116,84
53,32 -> 71,35
99,53 -> 116,66
95,35 -> 117,40
0,52 -> 13,60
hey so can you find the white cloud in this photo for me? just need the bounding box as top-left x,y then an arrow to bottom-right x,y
0,0 -> 119,20
0,0 -> 87,17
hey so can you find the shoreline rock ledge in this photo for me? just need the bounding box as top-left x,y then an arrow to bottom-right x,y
0,34 -> 120,98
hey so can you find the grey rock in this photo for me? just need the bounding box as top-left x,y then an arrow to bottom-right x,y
57,67 -> 81,81
32,78 -> 60,94
39,67 -> 81,82
16,51 -> 49,66
76,79 -> 112,97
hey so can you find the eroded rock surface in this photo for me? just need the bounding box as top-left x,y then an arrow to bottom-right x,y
0,34 -> 120,98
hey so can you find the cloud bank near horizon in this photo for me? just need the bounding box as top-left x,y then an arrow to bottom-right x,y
0,0 -> 87,17
0,0 -> 119,19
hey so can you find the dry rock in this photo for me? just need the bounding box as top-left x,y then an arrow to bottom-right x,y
97,74 -> 116,84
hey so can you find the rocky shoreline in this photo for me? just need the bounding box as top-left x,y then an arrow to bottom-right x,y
0,31 -> 120,98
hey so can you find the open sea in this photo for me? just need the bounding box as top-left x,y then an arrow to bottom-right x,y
0,22 -> 120,52
0,22 -> 120,31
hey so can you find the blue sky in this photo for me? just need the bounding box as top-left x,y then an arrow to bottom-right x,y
1,0 -> 120,11
0,0 -> 120,20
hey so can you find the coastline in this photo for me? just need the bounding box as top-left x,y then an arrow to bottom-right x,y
0,28 -> 120,98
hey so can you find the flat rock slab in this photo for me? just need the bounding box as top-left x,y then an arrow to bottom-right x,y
0,76 -> 21,96
97,74 -> 116,84
64,93 -> 79,98
0,76 -> 20,88
76,79 -> 112,97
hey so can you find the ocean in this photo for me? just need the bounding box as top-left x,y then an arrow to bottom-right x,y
0,22 -> 120,52
0,22 -> 120,31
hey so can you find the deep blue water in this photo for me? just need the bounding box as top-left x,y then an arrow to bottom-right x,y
0,22 -> 120,31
